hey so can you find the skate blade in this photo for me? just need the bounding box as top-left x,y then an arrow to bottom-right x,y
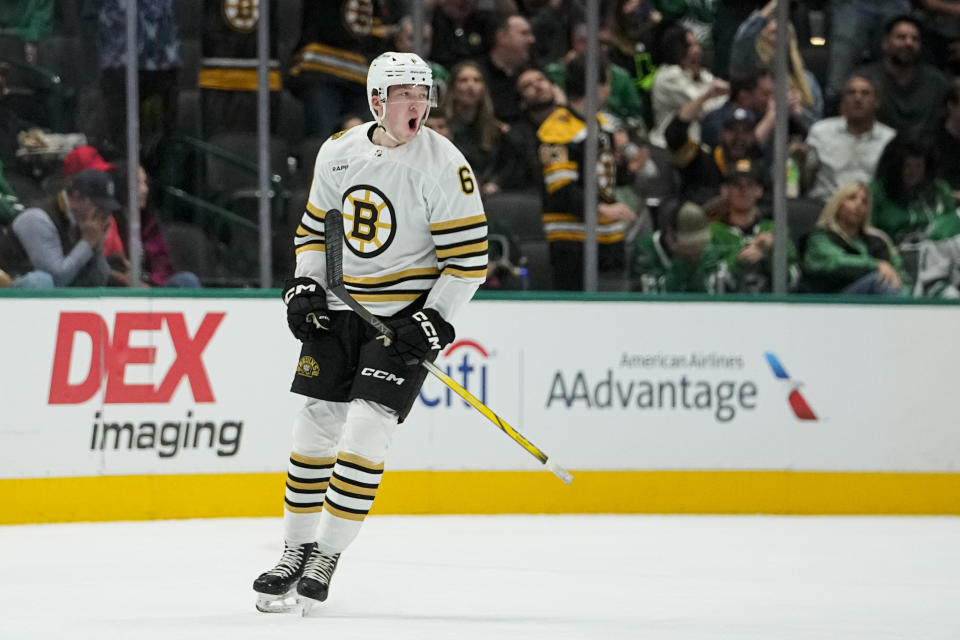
255,591 -> 300,614
300,596 -> 322,617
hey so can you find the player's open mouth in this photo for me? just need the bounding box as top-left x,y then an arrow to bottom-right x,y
408,118 -> 417,131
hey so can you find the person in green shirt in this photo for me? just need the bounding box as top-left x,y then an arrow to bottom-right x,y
547,22 -> 648,131
709,159 -> 798,292
801,182 -> 905,295
0,0 -> 53,63
870,132 -> 956,246
631,200 -> 729,292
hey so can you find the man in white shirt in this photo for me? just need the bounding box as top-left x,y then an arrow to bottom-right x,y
804,75 -> 896,202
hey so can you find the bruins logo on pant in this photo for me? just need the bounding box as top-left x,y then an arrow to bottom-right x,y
341,184 -> 396,258
296,356 -> 320,377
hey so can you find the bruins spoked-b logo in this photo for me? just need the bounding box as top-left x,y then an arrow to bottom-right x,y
341,185 -> 397,258
223,0 -> 258,33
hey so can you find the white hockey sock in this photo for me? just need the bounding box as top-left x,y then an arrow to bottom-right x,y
314,451 -> 384,553
283,452 -> 335,544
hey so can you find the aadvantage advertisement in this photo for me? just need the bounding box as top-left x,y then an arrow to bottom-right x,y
1,295 -> 959,519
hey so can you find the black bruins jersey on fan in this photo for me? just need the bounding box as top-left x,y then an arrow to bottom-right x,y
537,107 -> 629,252
199,0 -> 281,92
289,0 -> 387,86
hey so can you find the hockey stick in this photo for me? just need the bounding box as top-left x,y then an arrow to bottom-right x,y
321,209 -> 573,485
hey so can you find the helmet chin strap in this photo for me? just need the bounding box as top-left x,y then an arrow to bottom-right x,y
376,100 -> 429,145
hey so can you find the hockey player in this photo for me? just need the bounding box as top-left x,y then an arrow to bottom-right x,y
253,52 -> 488,614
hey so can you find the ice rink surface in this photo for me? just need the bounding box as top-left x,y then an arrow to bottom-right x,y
2,514 -> 959,640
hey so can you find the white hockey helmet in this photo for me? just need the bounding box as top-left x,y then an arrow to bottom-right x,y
366,51 -> 436,125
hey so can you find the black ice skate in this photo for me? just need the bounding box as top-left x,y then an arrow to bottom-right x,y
253,542 -> 315,613
296,547 -> 340,615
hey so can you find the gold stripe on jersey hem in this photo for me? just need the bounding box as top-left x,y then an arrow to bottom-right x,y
291,452 -> 336,466
349,292 -> 422,302
429,214 -> 487,232
542,213 -> 578,223
436,240 -> 488,259
544,161 -> 577,174
295,242 -> 325,255
297,42 -> 367,63
546,231 -> 625,243
306,202 -> 326,220
198,69 -> 282,91
443,266 -> 488,278
343,267 -> 440,286
322,501 -> 368,521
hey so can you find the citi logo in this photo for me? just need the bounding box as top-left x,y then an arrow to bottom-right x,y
420,339 -> 489,407
360,367 -> 405,386
764,352 -> 817,421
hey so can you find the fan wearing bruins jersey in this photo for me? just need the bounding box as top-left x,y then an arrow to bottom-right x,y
253,53 -> 487,615
289,0 -> 389,138
538,54 -> 637,290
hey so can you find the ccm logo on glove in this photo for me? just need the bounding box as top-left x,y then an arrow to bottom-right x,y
283,280 -> 318,304
412,310 -> 441,351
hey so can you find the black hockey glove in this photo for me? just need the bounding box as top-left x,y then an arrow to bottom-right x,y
383,308 -> 455,366
282,277 -> 330,342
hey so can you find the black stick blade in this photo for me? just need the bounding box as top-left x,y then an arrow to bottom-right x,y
325,209 -> 344,289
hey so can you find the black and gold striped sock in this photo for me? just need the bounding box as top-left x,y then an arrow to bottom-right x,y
284,452 -> 335,514
322,451 -> 384,522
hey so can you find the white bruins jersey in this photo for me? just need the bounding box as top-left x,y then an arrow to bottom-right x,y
294,123 -> 488,318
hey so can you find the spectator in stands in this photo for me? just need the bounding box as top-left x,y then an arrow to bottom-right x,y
391,15 -> 450,98
546,22 -> 646,131
630,200 -> 729,293
709,159 -> 797,293
665,96 -> 767,205
289,0 -> 386,139
478,13 -> 535,123
0,0 -> 52,64
499,67 -> 560,191
729,0 -> 823,136
800,182 -> 904,294
825,0 -> 911,110
649,23 -> 727,147
9,169 -> 115,287
97,0 -> 181,171
870,132 -> 956,247
932,79 -> 960,197
62,145 -> 199,287
915,0 -> 960,71
429,0 -> 497,71
0,158 -> 23,224
537,53 -> 636,290
425,112 -> 453,140
439,61 -> 520,196
803,75 -> 896,203
914,206 -> 960,297
515,0 -> 584,67
112,162 -> 200,288
604,0 -> 661,97
856,15 -> 950,134
701,68 -> 774,149
199,0 -> 282,138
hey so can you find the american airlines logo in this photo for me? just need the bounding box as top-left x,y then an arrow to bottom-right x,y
764,352 -> 817,421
